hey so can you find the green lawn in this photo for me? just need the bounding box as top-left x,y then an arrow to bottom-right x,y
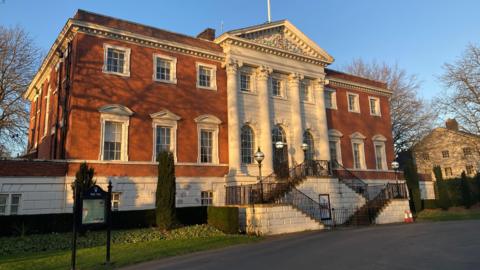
416,206 -> 480,222
0,235 -> 259,270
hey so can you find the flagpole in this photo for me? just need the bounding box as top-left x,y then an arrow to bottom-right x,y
267,0 -> 271,22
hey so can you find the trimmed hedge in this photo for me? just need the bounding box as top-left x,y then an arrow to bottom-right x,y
207,206 -> 239,234
0,207 -> 208,237
421,200 -> 438,209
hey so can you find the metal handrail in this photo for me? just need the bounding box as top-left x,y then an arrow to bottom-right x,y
331,161 -> 369,198
276,187 -> 325,221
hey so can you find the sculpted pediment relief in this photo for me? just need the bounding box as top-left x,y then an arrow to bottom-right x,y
227,21 -> 333,63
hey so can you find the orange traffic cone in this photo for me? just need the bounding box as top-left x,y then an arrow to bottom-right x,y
404,210 -> 414,223
408,210 -> 414,223
404,211 -> 410,223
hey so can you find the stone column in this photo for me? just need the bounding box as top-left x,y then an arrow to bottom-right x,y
313,78 -> 331,161
256,66 -> 274,175
288,73 -> 305,164
226,59 -> 242,175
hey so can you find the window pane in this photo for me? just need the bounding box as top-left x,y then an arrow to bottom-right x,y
199,66 -> 211,87
240,73 -> 251,92
241,126 -> 254,164
353,143 -> 361,169
325,92 -> 332,108
200,130 -> 213,163
272,78 -> 281,96
10,194 -> 20,215
303,131 -> 315,161
0,194 -> 7,215
348,95 -> 356,111
329,141 -> 337,166
370,99 -> 377,114
156,58 -> 171,81
106,48 -> 125,73
375,145 -> 384,170
104,121 -> 122,160
156,126 -> 171,155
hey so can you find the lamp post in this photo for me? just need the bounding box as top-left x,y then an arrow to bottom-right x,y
391,161 -> 400,198
301,142 -> 309,162
254,147 -> 265,202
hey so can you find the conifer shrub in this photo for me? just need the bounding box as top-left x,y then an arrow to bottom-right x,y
155,151 -> 176,230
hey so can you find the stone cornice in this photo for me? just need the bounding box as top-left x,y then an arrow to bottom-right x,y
74,20 -> 225,61
216,35 -> 331,67
24,19 -> 226,101
327,77 -> 392,96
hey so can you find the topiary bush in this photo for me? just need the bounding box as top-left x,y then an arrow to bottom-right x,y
207,206 -> 239,234
156,151 -> 176,230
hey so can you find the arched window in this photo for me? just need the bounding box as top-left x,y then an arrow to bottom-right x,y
272,125 -> 286,144
240,125 -> 255,164
303,131 -> 315,161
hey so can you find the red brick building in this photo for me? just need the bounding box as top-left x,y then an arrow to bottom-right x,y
1,10 -> 408,226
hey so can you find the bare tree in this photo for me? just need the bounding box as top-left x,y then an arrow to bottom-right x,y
344,59 -> 436,154
0,25 -> 41,156
437,44 -> 480,135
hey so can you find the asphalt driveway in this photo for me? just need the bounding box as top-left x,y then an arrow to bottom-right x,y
121,220 -> 480,270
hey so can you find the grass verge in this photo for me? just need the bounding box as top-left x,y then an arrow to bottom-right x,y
0,235 -> 259,270
416,206 -> 480,222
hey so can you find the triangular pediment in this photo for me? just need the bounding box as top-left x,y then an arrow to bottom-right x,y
225,20 -> 333,63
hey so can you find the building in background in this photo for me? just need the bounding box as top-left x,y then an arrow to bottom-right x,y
413,119 -> 480,199
1,10 -> 409,231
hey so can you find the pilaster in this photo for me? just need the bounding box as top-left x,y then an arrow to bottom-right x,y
288,73 -> 305,165
256,66 -> 274,175
313,78 -> 331,161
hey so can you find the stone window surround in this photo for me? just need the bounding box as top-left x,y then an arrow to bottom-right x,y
328,129 -> 343,166
152,53 -> 177,84
301,79 -> 315,104
42,84 -> 51,138
350,132 -> 367,170
324,87 -> 337,110
98,104 -> 133,162
270,74 -> 287,99
150,110 -> 181,162
239,68 -> 256,93
102,43 -> 131,77
196,62 -> 217,91
195,114 -> 222,164
368,96 -> 381,116
347,92 -> 360,113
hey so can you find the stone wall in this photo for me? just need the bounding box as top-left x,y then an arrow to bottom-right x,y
419,181 -> 436,200
375,199 -> 410,224
240,204 -> 324,235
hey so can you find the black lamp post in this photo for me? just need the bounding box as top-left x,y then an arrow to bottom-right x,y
254,147 -> 265,202
391,161 -> 400,197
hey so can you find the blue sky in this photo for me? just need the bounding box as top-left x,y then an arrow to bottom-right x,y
1,0 -> 479,100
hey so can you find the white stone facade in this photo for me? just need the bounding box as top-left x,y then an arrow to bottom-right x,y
239,204 -> 324,235
375,199 -> 410,224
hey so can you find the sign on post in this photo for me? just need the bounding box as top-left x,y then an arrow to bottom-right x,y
71,181 -> 112,270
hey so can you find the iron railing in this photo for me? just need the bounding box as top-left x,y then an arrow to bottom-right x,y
331,161 -> 369,198
225,160 -> 331,205
275,187 -> 326,222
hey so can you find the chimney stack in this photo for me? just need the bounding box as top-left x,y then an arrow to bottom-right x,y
196,28 -> 216,41
445,118 -> 459,131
